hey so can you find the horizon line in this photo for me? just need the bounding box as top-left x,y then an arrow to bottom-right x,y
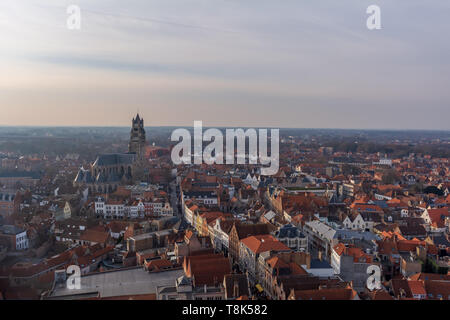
0,124 -> 449,133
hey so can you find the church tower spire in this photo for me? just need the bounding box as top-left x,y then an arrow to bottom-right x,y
128,113 -> 146,157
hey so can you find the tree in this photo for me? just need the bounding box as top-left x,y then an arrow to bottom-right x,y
423,186 -> 444,196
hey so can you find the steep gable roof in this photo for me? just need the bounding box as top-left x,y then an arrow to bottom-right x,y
241,235 -> 290,254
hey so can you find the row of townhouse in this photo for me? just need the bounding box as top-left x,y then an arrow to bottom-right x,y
182,190 -> 219,206
94,196 -> 173,219
238,234 -> 291,285
182,201 -> 236,260
181,199 -> 211,233
186,203 -> 281,266
210,218 -> 235,255
237,233 -> 338,298
182,205 -> 235,255
257,251 -> 312,299
182,200 -> 196,225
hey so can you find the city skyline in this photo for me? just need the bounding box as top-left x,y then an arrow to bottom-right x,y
0,123 -> 449,132
1,0 -> 450,130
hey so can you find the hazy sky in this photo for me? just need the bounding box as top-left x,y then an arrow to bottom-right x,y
0,0 -> 449,129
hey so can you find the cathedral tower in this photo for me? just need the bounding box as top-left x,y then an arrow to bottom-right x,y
128,113 -> 146,156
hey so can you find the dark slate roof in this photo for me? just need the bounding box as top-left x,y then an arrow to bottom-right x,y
196,182 -> 219,187
183,190 -> 216,198
334,229 -> 379,241
372,200 -> 388,209
276,224 -> 305,239
398,224 -> 427,236
235,223 -> 273,239
75,166 -> 129,185
93,153 -> 135,167
0,225 -> 25,235
96,172 -> 107,183
0,171 -> 41,179
224,274 -> 249,298
258,179 -> 273,188
176,275 -> 192,286
74,169 -> 94,183
106,172 -> 122,183
310,259 -> 332,269
432,235 -> 450,247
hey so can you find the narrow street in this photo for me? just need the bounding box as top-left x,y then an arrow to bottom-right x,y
169,181 -> 180,217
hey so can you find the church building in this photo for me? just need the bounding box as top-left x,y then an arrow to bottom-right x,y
73,114 -> 147,194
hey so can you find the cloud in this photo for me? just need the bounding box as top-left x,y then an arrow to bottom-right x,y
0,0 -> 449,129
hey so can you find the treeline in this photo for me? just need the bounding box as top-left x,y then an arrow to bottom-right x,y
324,140 -> 450,158
0,138 -> 126,160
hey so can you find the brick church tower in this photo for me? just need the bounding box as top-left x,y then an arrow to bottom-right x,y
128,113 -> 146,156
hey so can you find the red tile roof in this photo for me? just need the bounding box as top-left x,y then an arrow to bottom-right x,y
183,253 -> 231,287
79,229 -> 109,244
145,258 -> 173,271
241,235 -> 290,254
333,243 -> 373,263
408,280 -> 426,296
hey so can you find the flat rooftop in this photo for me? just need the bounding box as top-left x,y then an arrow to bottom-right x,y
48,267 -> 183,300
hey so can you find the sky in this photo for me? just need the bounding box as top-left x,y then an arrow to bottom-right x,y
0,0 -> 449,130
